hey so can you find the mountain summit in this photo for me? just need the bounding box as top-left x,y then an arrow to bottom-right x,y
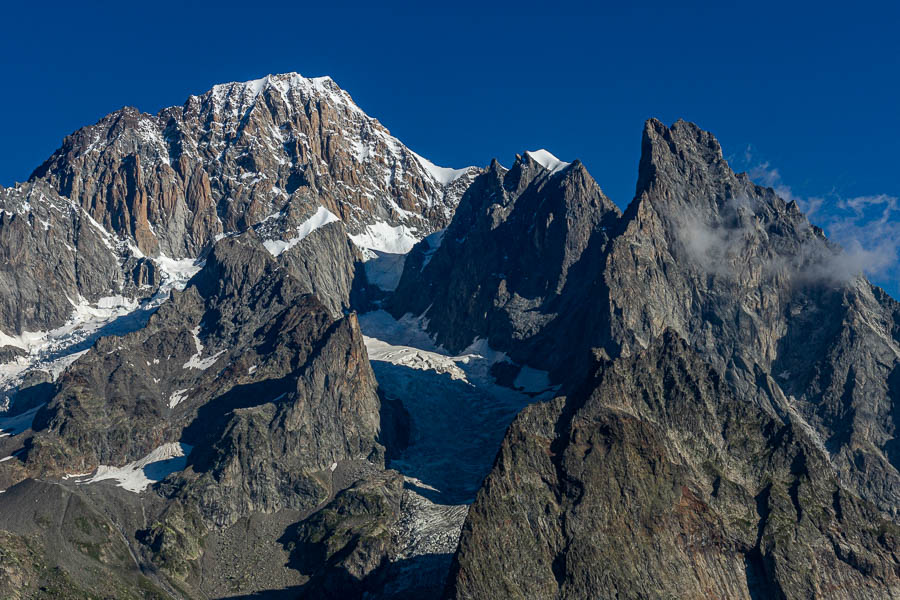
0,75 -> 898,599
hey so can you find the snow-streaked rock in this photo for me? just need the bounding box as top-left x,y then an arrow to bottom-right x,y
78,442 -> 192,493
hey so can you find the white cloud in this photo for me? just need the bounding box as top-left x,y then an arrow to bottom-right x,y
742,160 -> 899,286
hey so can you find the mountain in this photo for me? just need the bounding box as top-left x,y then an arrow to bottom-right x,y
447,332 -> 900,599
0,72 -> 477,411
389,149 -> 620,383
0,72 -> 478,334
393,119 -> 900,518
1,72 -> 900,600
418,120 -> 900,598
30,73 -> 477,258
0,73 -> 469,598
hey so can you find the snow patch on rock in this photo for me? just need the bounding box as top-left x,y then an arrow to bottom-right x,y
525,149 -> 570,174
182,326 -> 225,370
409,150 -> 474,185
78,442 -> 193,493
350,221 -> 419,254
360,249 -> 407,292
168,389 -> 189,409
263,206 -> 341,256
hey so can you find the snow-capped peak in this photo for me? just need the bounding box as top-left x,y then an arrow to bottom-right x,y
409,150 -> 475,185
208,72 -> 353,106
525,149 -> 570,174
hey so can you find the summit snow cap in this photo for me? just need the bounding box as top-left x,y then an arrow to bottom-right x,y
525,149 -> 571,174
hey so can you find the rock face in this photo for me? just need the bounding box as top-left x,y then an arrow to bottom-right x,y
602,120 -> 900,519
0,479 -> 170,599
30,73 -> 479,258
3,70 -> 900,599
384,120 -> 900,598
0,230 -> 408,594
0,72 -> 478,343
287,470 -> 405,599
394,120 -> 900,519
389,151 -> 620,381
447,333 -> 900,599
16,233 -> 394,521
0,181 -> 156,335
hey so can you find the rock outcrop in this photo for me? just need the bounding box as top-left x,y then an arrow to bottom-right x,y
0,181 -> 155,335
14,232 -> 395,515
447,332 -> 900,599
393,119 -> 900,519
29,73 -> 479,259
389,151 -> 620,381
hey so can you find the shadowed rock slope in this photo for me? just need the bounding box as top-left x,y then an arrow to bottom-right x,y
447,333 -> 900,599
393,119 -> 900,520
0,232 -> 408,596
389,152 -> 620,382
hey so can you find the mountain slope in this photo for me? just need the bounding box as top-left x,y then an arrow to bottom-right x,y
2,72 -> 900,599
29,73 -> 479,258
392,119 -> 900,518
389,151 -> 620,381
0,72 -> 479,420
447,332 -> 900,599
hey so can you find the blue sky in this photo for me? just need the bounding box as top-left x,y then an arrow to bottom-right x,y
2,1 -> 898,295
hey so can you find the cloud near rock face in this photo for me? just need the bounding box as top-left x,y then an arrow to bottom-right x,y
673,192 -> 890,287
740,162 -> 900,289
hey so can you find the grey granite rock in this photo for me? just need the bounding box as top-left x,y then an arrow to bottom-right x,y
393,119 -> 900,520
447,332 -> 900,599
30,74 -> 479,258
0,229 -> 400,521
389,152 -> 620,382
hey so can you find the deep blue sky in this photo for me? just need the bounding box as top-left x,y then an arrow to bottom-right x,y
2,1 -> 898,294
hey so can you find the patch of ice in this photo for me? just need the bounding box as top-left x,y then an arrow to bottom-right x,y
359,308 -> 561,582
361,250 -> 407,292
182,326 -> 225,370
419,229 -> 445,271
80,442 -> 192,493
358,309 -> 558,507
525,149 -> 570,174
409,150 -> 473,185
168,389 -> 189,409
154,255 -> 204,289
350,221 -> 419,254
263,206 -> 341,256
0,293 -> 153,410
513,365 -> 555,394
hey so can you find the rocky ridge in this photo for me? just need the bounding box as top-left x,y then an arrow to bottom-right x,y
0,71 -> 898,600
448,332 -> 900,599
393,119 -> 900,520
29,72 -> 478,259
0,72 -> 476,422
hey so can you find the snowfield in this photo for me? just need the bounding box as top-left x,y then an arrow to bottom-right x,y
262,205 -> 341,256
0,256 -> 203,412
358,310 -> 558,565
525,149 -> 571,173
75,442 -> 193,493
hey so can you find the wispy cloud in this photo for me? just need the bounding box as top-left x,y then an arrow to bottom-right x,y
674,193 -> 862,286
741,154 -> 899,286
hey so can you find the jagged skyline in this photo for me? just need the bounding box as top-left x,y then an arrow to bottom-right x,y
1,2 -> 897,299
